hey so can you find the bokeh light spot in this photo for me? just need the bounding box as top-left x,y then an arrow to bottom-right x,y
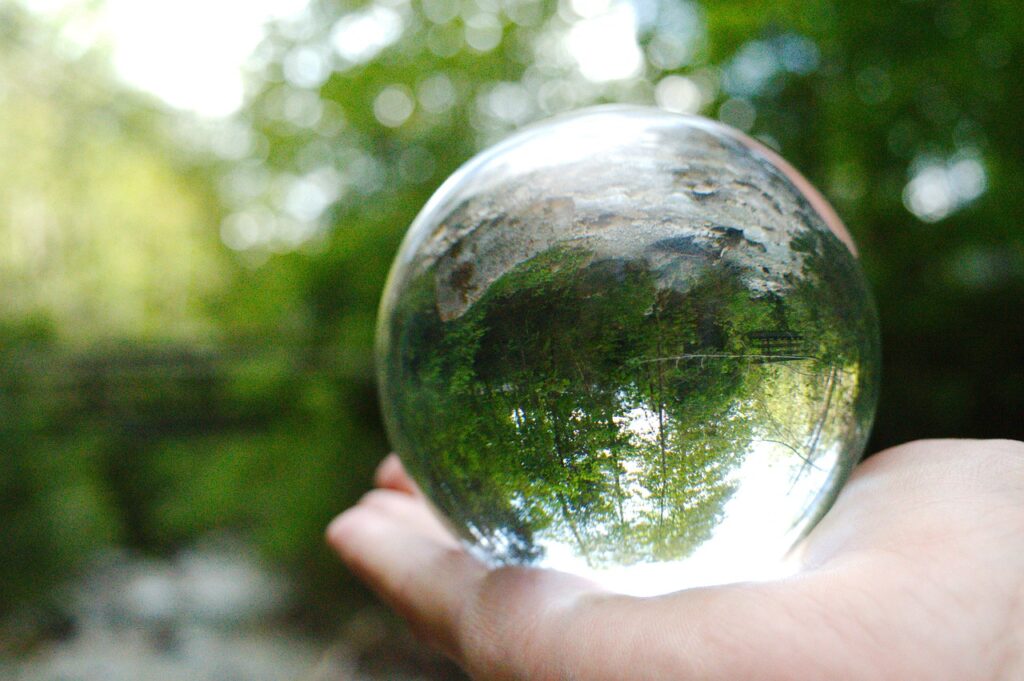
417,73 -> 458,113
655,75 -> 702,114
718,97 -> 756,132
465,13 -> 503,52
903,152 -> 987,223
331,6 -> 403,66
374,85 -> 416,127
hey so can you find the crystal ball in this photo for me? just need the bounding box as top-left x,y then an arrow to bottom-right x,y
375,106 -> 880,595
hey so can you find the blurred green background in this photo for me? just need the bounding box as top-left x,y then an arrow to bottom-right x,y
0,0 -> 1021,672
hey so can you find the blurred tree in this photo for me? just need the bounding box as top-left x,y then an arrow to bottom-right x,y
231,0 -> 1022,451
1,0 -> 1022,646
0,3 -> 381,625
0,3 -> 225,616
0,7 -> 227,344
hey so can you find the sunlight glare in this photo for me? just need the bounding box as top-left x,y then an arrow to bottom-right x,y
564,2 -> 642,83
22,0 -> 311,118
331,5 -> 404,66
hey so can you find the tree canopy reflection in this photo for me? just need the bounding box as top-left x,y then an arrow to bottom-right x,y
385,218 -> 876,568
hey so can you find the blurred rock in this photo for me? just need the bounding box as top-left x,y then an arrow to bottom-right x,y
7,540 -> 467,681
9,541 -> 315,681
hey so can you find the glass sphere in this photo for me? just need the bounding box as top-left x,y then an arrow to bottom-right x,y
376,106 -> 880,595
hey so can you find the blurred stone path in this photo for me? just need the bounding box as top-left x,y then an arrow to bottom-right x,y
4,542 -> 465,681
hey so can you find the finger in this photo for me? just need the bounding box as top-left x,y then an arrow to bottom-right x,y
374,453 -> 424,497
342,485 -> 461,550
326,486 -> 606,676
326,488 -> 485,657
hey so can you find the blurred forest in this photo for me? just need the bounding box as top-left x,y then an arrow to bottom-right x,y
1,0 -> 1022,653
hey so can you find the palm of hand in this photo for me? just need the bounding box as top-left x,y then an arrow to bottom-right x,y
328,440 -> 1024,681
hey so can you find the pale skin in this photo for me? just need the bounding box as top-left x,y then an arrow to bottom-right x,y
327,439 -> 1024,680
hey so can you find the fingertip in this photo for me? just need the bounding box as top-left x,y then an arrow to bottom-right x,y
325,503 -> 385,556
325,507 -> 361,553
326,505 -> 487,659
375,453 -> 422,496
374,453 -> 403,484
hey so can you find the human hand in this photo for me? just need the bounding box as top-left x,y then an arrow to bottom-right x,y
326,440 -> 1024,680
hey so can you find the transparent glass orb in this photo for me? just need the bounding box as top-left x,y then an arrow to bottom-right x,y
376,106 -> 880,595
